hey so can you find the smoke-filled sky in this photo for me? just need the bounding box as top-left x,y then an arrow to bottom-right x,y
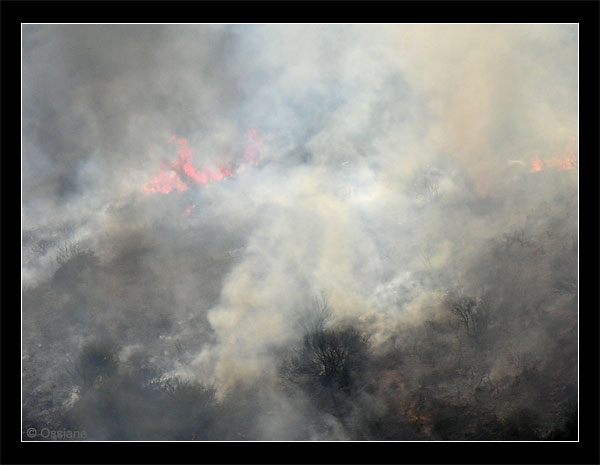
22,24 -> 578,440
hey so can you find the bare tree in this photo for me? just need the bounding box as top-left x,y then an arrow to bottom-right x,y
448,294 -> 490,342
299,293 -> 332,335
284,324 -> 370,394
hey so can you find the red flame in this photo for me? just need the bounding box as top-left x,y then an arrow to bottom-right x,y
143,130 -> 262,210
143,136 -> 240,194
142,161 -> 189,194
171,137 -> 234,186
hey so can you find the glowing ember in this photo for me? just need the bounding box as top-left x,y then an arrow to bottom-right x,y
184,204 -> 196,216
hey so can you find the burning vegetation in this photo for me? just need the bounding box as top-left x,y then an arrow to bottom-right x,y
22,24 -> 578,441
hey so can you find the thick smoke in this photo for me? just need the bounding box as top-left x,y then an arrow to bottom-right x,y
22,24 -> 577,440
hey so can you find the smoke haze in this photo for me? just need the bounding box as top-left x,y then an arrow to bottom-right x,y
22,24 -> 578,440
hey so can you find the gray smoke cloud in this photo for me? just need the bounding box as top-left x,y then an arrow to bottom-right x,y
22,24 -> 578,440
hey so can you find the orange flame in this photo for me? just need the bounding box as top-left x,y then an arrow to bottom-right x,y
530,139 -> 578,173
530,157 -> 544,173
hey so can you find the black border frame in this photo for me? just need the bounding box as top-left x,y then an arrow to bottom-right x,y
4,1 -> 598,464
